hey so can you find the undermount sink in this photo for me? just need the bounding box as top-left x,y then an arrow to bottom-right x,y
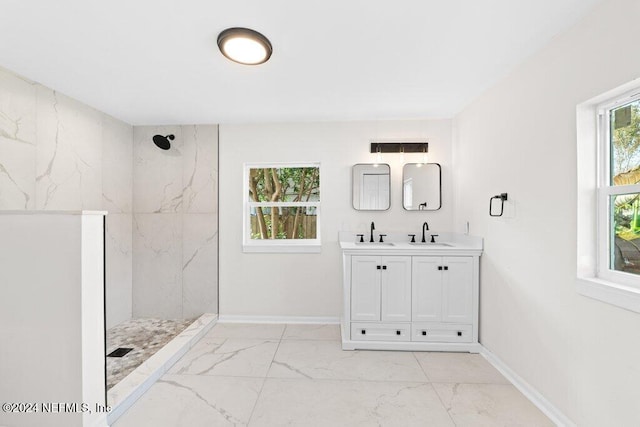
355,242 -> 395,247
409,242 -> 452,247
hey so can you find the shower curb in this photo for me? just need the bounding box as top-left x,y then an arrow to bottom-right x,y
105,313 -> 218,426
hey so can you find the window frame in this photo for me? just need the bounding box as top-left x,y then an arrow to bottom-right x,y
242,162 -> 322,253
576,80 -> 640,314
596,91 -> 640,288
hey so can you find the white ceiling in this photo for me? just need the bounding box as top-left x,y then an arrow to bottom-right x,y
0,0 -> 601,125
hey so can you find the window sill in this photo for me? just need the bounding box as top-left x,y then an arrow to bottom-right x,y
576,277 -> 640,313
243,244 -> 321,254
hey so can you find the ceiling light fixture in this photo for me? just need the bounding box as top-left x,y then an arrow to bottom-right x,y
217,27 -> 272,65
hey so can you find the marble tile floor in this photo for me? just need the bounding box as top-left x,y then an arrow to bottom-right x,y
112,323 -> 553,426
107,318 -> 196,390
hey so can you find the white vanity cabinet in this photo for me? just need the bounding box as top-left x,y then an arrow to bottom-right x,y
340,233 -> 482,353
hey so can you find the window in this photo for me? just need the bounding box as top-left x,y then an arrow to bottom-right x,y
243,163 -> 321,253
597,93 -> 640,288
577,83 -> 640,313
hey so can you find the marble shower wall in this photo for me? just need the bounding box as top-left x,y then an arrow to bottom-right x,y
0,66 -> 133,329
0,66 -> 218,324
132,125 -> 218,319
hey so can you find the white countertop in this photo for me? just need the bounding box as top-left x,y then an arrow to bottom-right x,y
338,231 -> 483,256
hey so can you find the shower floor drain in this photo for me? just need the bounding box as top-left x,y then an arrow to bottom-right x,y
107,347 -> 134,358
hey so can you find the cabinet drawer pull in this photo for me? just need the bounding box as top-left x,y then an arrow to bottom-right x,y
396,330 -> 401,335
422,330 -> 427,336
361,329 -> 366,335
457,331 -> 462,336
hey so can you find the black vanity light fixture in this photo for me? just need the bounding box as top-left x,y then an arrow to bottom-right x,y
217,27 -> 273,65
370,141 -> 429,164
152,134 -> 174,150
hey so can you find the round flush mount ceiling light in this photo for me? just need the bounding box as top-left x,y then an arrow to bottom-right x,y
217,27 -> 272,65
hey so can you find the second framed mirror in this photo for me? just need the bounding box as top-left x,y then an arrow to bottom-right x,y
403,163 -> 441,210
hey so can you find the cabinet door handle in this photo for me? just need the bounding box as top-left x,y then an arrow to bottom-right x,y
376,265 -> 381,270
457,331 -> 462,336
444,266 -> 449,271
396,330 -> 401,335
361,329 -> 366,335
382,265 -> 387,270
422,330 -> 427,336
438,266 -> 443,271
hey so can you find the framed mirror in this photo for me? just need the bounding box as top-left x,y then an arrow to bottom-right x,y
352,163 -> 390,210
403,163 -> 441,210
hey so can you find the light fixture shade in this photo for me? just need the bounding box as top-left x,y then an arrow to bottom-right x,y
217,27 -> 272,65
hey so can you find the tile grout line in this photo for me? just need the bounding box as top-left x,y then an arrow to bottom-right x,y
429,381 -> 459,427
411,351 -> 432,383
412,352 -> 458,426
245,324 -> 287,426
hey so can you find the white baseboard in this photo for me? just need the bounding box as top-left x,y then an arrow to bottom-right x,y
480,346 -> 575,427
217,314 -> 340,324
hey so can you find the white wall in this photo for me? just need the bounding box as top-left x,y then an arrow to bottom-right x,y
0,212 -> 105,427
219,119 -> 452,318
0,66 -> 133,329
453,0 -> 640,424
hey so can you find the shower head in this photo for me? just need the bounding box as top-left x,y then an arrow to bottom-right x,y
152,134 -> 175,150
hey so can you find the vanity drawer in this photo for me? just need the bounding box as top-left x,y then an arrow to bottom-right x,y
411,323 -> 472,343
351,322 -> 410,341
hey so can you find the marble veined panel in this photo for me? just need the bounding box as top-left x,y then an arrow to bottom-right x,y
267,340 -> 428,382
133,126 -> 183,213
112,374 -> 262,427
0,68 -> 37,144
251,379 -> 453,427
282,324 -> 341,341
414,352 -> 510,384
0,68 -> 37,209
168,338 -> 278,377
102,115 -> 133,213
106,213 -> 133,329
132,213 -> 182,318
35,87 -> 102,210
182,213 -> 218,318
432,383 -> 553,426
181,125 -> 218,213
204,323 -> 285,340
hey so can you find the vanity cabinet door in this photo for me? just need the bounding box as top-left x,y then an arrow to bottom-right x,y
351,256 -> 381,321
412,256 -> 473,324
441,257 -> 473,323
381,256 -> 412,322
412,256 -> 442,322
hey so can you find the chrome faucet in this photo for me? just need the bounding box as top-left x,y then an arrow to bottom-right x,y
421,221 -> 429,243
370,221 -> 375,243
